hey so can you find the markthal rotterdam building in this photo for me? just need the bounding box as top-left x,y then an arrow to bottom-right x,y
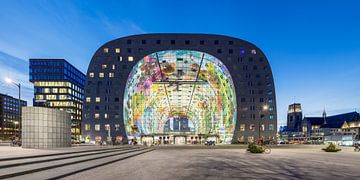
82,34 -> 277,144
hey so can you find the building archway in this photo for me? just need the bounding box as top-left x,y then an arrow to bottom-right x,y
123,50 -> 236,143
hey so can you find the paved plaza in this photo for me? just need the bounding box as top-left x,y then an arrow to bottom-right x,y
67,145 -> 360,180
0,145 -> 359,180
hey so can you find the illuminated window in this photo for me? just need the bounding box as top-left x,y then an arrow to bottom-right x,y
250,124 -> 255,131
115,48 -> 120,53
104,113 -> 108,119
95,124 -> 100,131
269,106 -> 274,111
95,97 -> 101,102
267,90 -> 273,95
269,114 -> 274,120
103,48 -> 109,53
109,73 -> 114,78
261,124 -> 265,131
102,64 -> 107,69
115,124 -> 120,131
89,72 -> 94,78
248,136 -> 254,142
118,56 -> 123,62
112,65 -> 116,70
269,124 -> 274,131
251,49 -> 257,54
86,97 -> 91,102
99,73 -> 104,78
240,49 -> 245,54
94,113 -> 100,119
35,95 -> 44,100
105,124 -> 110,130
44,88 -> 50,93
128,56 -> 134,61
240,124 -> 245,131
85,124 -> 91,131
52,88 -> 58,93
268,98 -> 273,103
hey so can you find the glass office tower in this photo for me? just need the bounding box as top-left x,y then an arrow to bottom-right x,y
29,59 -> 85,140
0,93 -> 27,141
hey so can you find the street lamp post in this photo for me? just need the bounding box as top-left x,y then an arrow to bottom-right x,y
258,105 -> 268,144
5,78 -> 21,140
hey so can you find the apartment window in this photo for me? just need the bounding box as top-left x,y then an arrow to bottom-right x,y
229,49 -> 233,54
269,124 -> 274,131
141,39 -> 146,44
240,124 -> 245,131
105,124 -> 110,131
269,106 -> 274,111
118,56 -> 123,62
259,98 -> 264,102
128,56 -> 134,61
109,73 -> 114,78
94,113 -> 100,119
171,40 -> 175,44
103,48 -> 109,53
104,113 -> 108,119
86,97 -> 91,102
127,39 -> 132,44
261,124 -> 265,131
99,73 -> 104,78
85,124 -> 91,131
217,49 -> 222,53
115,48 -> 120,53
95,97 -> 101,102
115,124 -> 120,131
240,49 -> 245,54
95,124 -> 100,131
185,40 -> 190,45
112,64 -> 116,70
214,40 -> 219,45
267,90 -> 273,95
268,98 -> 273,103
251,49 -> 257,54
102,64 -> 107,69
248,136 -> 254,142
200,40 -> 204,45
250,124 -> 255,131
156,40 -> 161,44
269,114 -> 274,120
228,41 -> 234,45
89,72 -> 94,78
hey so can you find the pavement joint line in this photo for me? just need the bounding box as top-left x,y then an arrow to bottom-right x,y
0,146 -> 139,169
46,148 -> 155,180
0,147 -> 149,179
0,146 -> 137,161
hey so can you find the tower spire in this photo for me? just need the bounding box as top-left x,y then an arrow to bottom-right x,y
322,108 -> 327,124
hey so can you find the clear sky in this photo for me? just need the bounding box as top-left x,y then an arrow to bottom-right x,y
0,0 -> 359,126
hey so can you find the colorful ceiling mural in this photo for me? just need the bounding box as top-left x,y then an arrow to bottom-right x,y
123,50 -> 236,143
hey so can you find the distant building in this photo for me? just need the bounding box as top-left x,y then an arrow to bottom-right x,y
29,59 -> 85,140
302,111 -> 360,145
0,93 -> 27,140
287,103 -> 303,132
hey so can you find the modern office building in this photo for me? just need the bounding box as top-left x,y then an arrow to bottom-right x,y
82,34 -> 277,144
29,59 -> 85,140
0,93 -> 27,140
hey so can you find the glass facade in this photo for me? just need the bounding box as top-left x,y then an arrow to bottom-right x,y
0,93 -> 27,141
29,59 -> 85,140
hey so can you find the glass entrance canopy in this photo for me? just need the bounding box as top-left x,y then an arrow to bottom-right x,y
124,50 -> 236,143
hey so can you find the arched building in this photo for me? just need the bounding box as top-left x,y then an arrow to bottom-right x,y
82,34 -> 277,144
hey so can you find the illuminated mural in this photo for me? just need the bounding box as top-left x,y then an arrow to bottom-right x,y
123,50 -> 236,143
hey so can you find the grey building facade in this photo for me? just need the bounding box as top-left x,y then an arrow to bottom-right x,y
82,34 -> 277,144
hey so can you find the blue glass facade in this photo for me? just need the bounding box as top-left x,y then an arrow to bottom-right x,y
29,59 -> 85,140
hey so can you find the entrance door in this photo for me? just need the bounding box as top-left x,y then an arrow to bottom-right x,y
174,136 -> 186,144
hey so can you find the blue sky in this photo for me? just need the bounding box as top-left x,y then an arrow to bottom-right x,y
0,0 -> 359,125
